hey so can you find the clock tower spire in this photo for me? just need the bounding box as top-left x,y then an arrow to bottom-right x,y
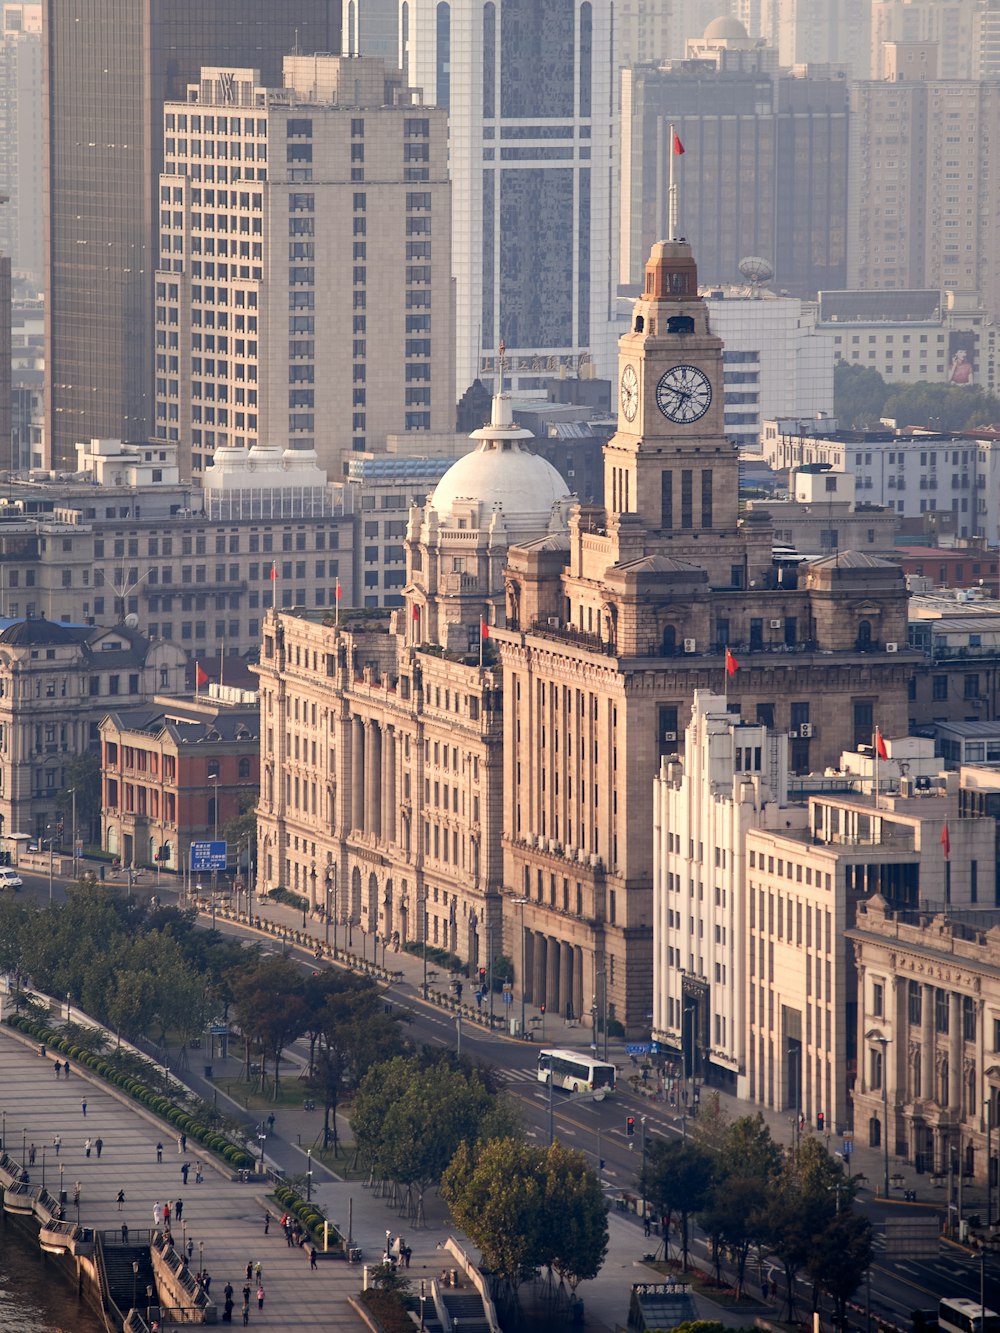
605,240 -> 740,555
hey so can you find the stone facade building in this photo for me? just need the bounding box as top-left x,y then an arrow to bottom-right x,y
254,396 -> 571,972
849,894 -> 1000,1181
493,240 -> 916,1035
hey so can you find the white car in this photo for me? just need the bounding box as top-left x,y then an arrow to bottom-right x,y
0,868 -> 23,890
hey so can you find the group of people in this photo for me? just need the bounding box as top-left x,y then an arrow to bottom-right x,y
220,1277 -> 264,1324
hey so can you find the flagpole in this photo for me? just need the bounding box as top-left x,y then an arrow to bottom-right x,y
668,122 -> 678,240
873,729 -> 879,816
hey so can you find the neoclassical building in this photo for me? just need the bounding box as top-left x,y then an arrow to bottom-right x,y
254,396 -> 573,970
492,240 -> 917,1034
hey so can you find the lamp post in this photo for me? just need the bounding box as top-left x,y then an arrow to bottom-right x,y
198,1240 -> 204,1274
21,1126 -> 26,1161
421,896 -> 428,994
306,1147 -> 313,1202
45,827 -> 53,903
419,1279 -> 427,1332
70,787 -> 78,879
132,1260 -> 139,1313
41,1146 -> 45,1190
512,896 -> 528,1038
325,866 -> 335,952
1,1108 -> 5,1150
306,864 -> 314,928
868,1031 -> 892,1199
211,774 -> 220,902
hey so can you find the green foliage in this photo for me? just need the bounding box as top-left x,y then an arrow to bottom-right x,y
402,939 -> 466,974
835,358 -> 1000,432
272,1180 -> 342,1249
442,1137 -> 608,1294
232,956 -> 311,1098
806,1206 -> 873,1327
54,752 -> 102,842
264,886 -> 309,912
641,1139 -> 714,1271
222,791 -> 258,863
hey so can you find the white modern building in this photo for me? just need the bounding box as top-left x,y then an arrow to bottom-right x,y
761,421 -> 1000,544
342,0 -> 398,60
702,288 -> 835,451
0,2 -> 42,287
400,0 -> 621,396
746,465 -> 897,556
155,55 -> 455,481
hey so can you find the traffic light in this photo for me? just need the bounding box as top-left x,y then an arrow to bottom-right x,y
479,967 -> 486,985
817,1111 -> 825,1131
540,1004 -> 545,1015
626,1116 -> 635,1137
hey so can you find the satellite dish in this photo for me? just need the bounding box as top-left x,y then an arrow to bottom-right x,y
739,255 -> 775,286
124,613 -> 140,629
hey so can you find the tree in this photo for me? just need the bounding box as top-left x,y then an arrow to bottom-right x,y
231,956 -> 310,1098
806,1208 -> 873,1328
834,361 -> 889,427
641,1139 -> 714,1270
55,752 -> 102,845
761,1137 -> 847,1321
541,1141 -> 609,1294
222,791 -> 258,867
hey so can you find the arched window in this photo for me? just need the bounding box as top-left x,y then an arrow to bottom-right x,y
869,1115 -> 881,1147
662,625 -> 677,656
857,619 -> 873,652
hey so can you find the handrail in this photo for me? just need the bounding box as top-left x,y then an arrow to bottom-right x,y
444,1236 -> 503,1333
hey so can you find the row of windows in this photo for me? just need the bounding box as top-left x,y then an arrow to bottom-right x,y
94,529 -> 337,559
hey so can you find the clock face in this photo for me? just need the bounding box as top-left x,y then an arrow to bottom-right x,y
620,364 -> 639,422
655,365 -> 712,424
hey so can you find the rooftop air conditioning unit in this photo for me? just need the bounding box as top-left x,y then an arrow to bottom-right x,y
799,722 -> 814,737
788,728 -> 799,739
547,616 -> 560,628
770,619 -> 783,629
684,638 -> 697,653
886,642 -> 898,653
663,731 -> 677,742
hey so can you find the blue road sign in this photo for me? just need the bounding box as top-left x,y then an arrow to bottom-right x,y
626,1043 -> 651,1056
502,990 -> 513,1005
190,840 -> 227,872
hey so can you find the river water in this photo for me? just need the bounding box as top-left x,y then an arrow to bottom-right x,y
0,1212 -> 105,1332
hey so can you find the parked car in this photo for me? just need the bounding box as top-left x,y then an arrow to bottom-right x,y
0,868 -> 23,890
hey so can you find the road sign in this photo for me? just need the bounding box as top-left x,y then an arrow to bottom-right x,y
626,1043 -> 651,1056
190,840 -> 227,872
207,1024 -> 228,1036
502,990 -> 513,1005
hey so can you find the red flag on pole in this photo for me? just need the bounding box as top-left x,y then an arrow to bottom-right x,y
941,822 -> 951,860
673,130 -> 685,156
335,579 -> 342,601
875,728 -> 888,761
269,562 -> 277,581
481,620 -> 489,640
725,647 -> 739,677
195,663 -> 209,688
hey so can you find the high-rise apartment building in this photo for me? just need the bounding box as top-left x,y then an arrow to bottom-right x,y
42,0 -> 342,471
400,0 -> 620,395
848,64 -> 1000,321
0,4 -> 42,288
621,51 -> 849,297
871,0 -> 982,79
155,56 -> 453,480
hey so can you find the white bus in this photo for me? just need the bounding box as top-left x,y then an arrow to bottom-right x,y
939,1298 -> 1000,1333
537,1049 -> 616,1093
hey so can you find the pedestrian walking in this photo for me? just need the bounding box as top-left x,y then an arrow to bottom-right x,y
175,1198 -> 183,1220
224,1282 -> 234,1302
53,1134 -> 61,1156
263,1214 -> 269,1234
53,1060 -> 61,1077
81,1099 -> 87,1116
117,1189 -> 126,1211
121,1222 -> 129,1243
770,1279 -> 778,1298
245,1262 -> 253,1281
195,1160 -> 203,1184
180,1132 -> 187,1153
187,1238 -> 194,1261
163,1201 -> 171,1226
242,1303 -> 249,1326
28,1143 -> 36,1165
95,1137 -> 103,1159
152,1201 -> 162,1227
156,1141 -> 163,1163
643,1215 -> 651,1237
253,1262 -> 262,1282
203,1273 -> 212,1293
256,1285 -> 265,1311
242,1282 -> 251,1304
761,1280 -> 769,1302
181,1161 -> 190,1184
73,1183 -> 81,1206
84,1138 -> 92,1158
64,1060 -> 71,1077
266,1113 -> 275,1134
309,1245 -> 317,1270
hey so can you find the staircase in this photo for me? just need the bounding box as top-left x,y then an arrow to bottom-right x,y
100,1239 -> 158,1323
440,1290 -> 491,1333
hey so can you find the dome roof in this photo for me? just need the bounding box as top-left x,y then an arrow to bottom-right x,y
0,616 -> 79,647
428,395 -> 570,527
704,14 -> 749,38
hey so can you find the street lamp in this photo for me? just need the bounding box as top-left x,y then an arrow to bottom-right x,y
306,1147 -> 313,1202
132,1260 -> 139,1313
325,865 -> 336,953
306,863 -> 314,928
868,1031 -> 892,1199
512,896 -> 528,1038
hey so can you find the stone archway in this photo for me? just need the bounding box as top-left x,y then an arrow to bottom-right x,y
367,871 -> 379,935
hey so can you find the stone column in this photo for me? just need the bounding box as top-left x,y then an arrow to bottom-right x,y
559,941 -> 574,1019
921,984 -> 935,1102
949,991 -> 963,1111
572,946 -> 584,1024
365,722 -> 382,840
546,936 -> 561,1013
351,716 -> 364,832
383,728 -> 396,846
523,927 -> 535,1005
533,932 -> 547,1010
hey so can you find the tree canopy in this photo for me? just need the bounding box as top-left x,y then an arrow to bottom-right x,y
834,359 -> 1000,432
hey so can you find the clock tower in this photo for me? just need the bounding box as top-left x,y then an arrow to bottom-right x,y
605,240 -> 740,553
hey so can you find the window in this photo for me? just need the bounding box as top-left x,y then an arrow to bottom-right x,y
964,995 -> 977,1041
870,1046 -> 883,1091
908,981 -> 922,1026
872,982 -> 884,1017
936,988 -> 950,1034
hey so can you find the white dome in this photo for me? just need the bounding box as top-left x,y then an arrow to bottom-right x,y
704,14 -> 749,39
429,395 -> 570,528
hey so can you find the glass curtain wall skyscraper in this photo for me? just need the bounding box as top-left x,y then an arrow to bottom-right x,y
42,0 -> 341,471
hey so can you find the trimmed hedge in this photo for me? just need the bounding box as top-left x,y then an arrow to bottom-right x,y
273,1181 -> 344,1250
4,1014 -> 256,1172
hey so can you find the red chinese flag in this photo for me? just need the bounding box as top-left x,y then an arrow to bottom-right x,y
412,605 -> 420,621
673,130 -> 685,156
335,579 -> 342,601
725,647 -> 739,677
875,728 -> 888,761
195,664 -> 209,687
941,822 -> 951,861
481,620 -> 489,640
269,562 -> 277,581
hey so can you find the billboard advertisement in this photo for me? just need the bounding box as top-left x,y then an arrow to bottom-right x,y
947,330 -> 976,385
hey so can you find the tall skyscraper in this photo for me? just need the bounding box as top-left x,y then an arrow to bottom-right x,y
772,0 -> 871,77
341,0 -> 398,60
848,59 -> 1000,319
0,3 -> 42,289
401,0 -> 620,395
871,0 -> 981,79
42,0 -> 342,470
156,56 -> 453,479
621,46 -> 849,297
